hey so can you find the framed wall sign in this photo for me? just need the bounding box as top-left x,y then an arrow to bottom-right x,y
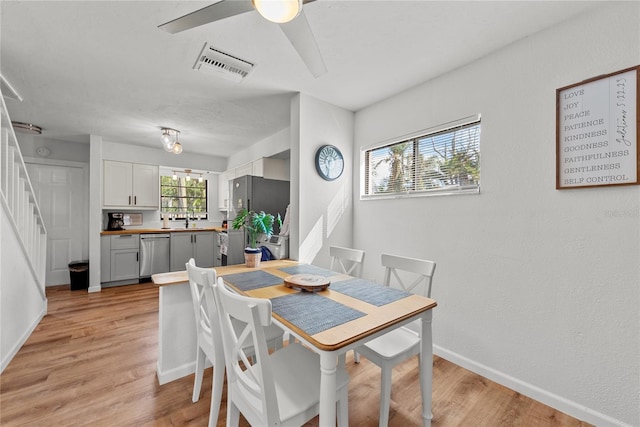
556,66 -> 639,189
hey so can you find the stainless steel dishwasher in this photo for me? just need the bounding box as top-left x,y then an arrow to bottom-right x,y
139,233 -> 171,278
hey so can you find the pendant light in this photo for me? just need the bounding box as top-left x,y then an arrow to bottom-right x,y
160,127 -> 183,154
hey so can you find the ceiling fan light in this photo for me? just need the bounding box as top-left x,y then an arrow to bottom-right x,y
252,0 -> 302,24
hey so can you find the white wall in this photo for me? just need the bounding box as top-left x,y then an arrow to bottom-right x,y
101,140 -> 227,173
16,135 -> 90,163
292,93 -> 355,266
353,3 -> 639,426
227,127 -> 290,170
0,206 -> 47,371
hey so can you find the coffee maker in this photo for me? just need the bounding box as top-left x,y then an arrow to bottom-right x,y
107,212 -> 125,230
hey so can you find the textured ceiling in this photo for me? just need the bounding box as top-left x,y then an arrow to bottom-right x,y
0,1 -> 604,158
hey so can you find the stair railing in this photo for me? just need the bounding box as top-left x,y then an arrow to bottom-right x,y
0,93 -> 47,297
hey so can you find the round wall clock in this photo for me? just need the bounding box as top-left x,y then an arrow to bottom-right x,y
315,144 -> 344,181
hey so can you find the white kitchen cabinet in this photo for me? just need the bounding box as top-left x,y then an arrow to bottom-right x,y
217,170 -> 232,211
170,231 -> 215,271
103,160 -> 159,209
234,162 -> 252,178
102,234 -> 139,284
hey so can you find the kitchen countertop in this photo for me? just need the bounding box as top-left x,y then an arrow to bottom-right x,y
101,227 -> 227,236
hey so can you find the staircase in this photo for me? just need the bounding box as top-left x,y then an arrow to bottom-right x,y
0,93 -> 47,372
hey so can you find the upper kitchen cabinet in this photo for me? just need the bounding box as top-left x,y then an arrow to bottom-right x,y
103,160 -> 159,209
217,170 -> 233,211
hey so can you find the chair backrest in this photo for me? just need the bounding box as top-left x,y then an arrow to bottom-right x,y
330,246 -> 366,277
186,258 -> 219,343
381,253 -> 436,298
213,277 -> 280,426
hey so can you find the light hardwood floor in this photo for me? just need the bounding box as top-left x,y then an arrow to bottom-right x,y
0,283 -> 592,426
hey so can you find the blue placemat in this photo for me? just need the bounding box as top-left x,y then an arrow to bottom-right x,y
330,278 -> 411,306
271,293 -> 365,335
279,264 -> 337,277
222,270 -> 283,291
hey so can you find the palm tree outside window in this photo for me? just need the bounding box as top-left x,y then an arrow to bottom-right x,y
363,117 -> 480,198
161,176 -> 208,220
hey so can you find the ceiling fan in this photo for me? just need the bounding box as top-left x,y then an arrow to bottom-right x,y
158,0 -> 327,78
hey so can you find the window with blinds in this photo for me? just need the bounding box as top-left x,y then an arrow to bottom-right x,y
363,118 -> 481,198
160,176 -> 208,220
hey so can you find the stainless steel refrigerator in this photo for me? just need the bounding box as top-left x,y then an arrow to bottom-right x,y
226,175 -> 290,265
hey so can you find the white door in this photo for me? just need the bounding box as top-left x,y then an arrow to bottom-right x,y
25,162 -> 87,286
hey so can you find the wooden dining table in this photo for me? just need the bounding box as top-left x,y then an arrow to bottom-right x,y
152,259 -> 437,427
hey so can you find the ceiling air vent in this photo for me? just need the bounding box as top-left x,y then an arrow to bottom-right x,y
193,43 -> 255,83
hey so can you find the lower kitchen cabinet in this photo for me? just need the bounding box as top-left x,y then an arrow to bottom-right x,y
170,231 -> 215,271
101,234 -> 139,284
111,248 -> 139,281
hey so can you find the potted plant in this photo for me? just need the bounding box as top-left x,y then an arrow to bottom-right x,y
231,209 -> 282,267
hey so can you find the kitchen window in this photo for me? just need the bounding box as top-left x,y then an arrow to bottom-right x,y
161,176 -> 208,220
362,115 -> 481,198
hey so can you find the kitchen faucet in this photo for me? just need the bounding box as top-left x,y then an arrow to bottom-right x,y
185,212 -> 190,229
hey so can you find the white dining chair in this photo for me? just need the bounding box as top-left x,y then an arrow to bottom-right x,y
185,259 -> 284,427
185,259 -> 225,427
329,245 -> 366,278
330,245 -> 366,362
354,253 -> 436,427
212,277 -> 350,427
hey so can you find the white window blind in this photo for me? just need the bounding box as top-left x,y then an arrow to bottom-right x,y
363,118 -> 481,198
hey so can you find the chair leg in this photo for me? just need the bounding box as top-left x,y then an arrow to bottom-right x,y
378,366 -> 393,427
268,337 -> 283,351
208,365 -> 225,427
192,347 -> 205,402
354,350 -> 361,363
227,400 -> 240,427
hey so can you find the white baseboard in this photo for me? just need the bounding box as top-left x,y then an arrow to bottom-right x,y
156,360 -> 196,385
156,358 -> 215,386
433,345 -> 632,427
1,300 -> 47,373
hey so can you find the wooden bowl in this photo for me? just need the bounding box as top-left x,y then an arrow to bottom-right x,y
283,274 -> 330,292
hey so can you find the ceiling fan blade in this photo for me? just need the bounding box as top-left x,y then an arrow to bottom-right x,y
279,9 -> 327,78
158,0 -> 255,34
